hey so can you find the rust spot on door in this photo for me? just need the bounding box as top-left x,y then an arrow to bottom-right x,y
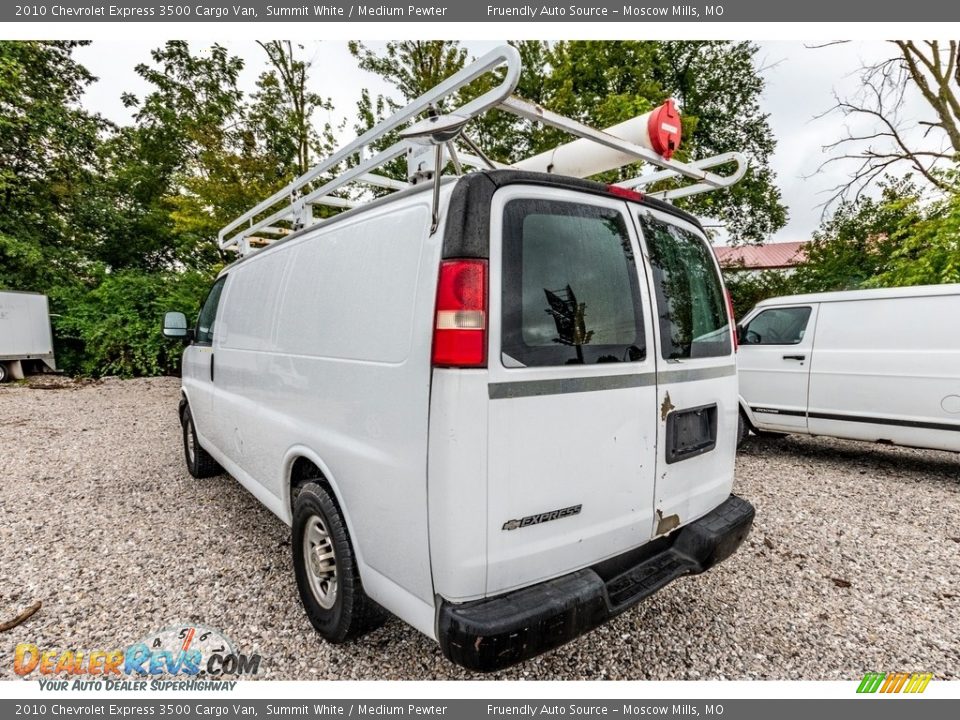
655,509 -> 680,535
660,391 -> 675,421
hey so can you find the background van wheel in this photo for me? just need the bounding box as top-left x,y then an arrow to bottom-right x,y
737,409 -> 750,447
181,405 -> 222,478
292,482 -> 385,643
0,363 -> 8,383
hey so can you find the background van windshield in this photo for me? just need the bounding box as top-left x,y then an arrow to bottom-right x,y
640,213 -> 731,360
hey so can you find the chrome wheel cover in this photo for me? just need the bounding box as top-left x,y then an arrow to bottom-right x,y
303,514 -> 338,609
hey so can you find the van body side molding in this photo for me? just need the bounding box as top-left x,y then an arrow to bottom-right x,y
750,406 -> 960,432
809,410 -> 960,433
488,365 -> 735,400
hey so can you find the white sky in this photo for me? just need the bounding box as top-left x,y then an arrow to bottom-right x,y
72,39 -> 914,244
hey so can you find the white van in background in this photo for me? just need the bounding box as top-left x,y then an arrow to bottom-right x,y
737,284 -> 960,453
162,47 -> 755,671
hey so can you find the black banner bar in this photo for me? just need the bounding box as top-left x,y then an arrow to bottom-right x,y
2,699 -> 958,720
3,0 -> 959,23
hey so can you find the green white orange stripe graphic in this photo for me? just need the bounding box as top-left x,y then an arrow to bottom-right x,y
857,672 -> 932,694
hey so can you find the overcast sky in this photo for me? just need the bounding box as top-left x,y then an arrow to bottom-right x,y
72,39 -> 911,244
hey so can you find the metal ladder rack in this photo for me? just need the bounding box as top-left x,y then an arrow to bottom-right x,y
219,44 -> 748,257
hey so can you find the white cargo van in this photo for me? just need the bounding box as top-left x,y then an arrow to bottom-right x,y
737,284 -> 960,453
163,47 -> 754,671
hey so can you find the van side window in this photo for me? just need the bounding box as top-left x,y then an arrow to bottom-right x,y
501,199 -> 646,367
195,276 -> 227,345
639,213 -> 731,360
742,307 -> 811,345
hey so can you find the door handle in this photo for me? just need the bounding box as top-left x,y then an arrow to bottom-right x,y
782,354 -> 806,361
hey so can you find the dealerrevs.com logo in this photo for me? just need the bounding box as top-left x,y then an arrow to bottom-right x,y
14,624 -> 261,691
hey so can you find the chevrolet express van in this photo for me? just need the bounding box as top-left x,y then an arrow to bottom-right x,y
162,46 -> 754,671
737,284 -> 960,453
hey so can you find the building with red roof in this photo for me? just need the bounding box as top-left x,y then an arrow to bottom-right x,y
713,241 -> 808,274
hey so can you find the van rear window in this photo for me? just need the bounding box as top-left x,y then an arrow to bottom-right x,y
501,199 -> 646,367
639,213 -> 731,360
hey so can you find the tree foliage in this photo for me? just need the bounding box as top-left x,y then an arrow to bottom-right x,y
723,173 -> 960,314
0,40 -> 338,376
349,40 -> 787,242
7,39 -> 955,378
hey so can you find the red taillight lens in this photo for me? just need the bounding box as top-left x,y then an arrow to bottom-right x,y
433,259 -> 487,367
725,289 -> 738,352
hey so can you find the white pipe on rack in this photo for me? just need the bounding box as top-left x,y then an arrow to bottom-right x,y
514,103 -> 678,178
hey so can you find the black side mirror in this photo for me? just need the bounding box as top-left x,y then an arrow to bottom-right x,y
162,311 -> 193,342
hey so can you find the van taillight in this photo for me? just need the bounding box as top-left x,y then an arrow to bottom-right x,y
725,290 -> 738,352
433,259 -> 487,367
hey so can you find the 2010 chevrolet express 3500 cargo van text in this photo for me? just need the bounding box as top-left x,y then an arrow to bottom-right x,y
162,47 -> 755,671
737,284 -> 960,453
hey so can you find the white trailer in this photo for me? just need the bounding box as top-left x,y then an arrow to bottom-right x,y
0,291 -> 57,382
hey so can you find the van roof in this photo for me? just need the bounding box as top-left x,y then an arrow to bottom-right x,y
755,283 -> 960,308
223,169 -> 706,272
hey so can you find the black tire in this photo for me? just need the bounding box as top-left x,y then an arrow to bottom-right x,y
0,363 -> 8,383
737,409 -> 750,447
181,404 -> 222,478
292,482 -> 385,643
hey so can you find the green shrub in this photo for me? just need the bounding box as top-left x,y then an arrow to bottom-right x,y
54,269 -> 213,377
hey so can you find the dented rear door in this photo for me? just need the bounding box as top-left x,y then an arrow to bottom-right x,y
634,207 -> 738,537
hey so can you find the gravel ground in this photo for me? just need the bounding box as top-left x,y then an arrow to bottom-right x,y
1,376 -> 958,680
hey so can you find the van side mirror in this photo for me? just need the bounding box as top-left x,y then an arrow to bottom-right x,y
162,311 -> 192,341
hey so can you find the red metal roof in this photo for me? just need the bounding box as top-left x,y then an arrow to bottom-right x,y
714,241 -> 808,270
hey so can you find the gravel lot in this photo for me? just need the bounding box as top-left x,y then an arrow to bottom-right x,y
1,376 -> 958,680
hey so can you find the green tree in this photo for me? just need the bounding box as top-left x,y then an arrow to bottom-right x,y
538,41 -> 785,242
868,173 -> 960,287
0,41 -> 108,292
792,178 -> 921,292
723,268 -> 801,321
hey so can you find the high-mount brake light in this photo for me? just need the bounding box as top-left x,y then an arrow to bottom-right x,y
607,185 -> 644,202
433,260 -> 488,368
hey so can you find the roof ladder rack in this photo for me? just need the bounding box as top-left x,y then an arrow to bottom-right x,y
219,44 -> 748,257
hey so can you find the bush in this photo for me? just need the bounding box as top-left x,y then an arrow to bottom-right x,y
54,269 -> 213,377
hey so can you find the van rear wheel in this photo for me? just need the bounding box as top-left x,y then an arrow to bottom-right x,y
292,482 -> 385,643
181,405 -> 222,478
0,363 -> 8,383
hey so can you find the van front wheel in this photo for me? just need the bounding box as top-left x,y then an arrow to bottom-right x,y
292,483 -> 385,643
181,405 -> 222,478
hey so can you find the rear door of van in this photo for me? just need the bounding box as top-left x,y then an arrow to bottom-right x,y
634,208 -> 738,536
484,186 -> 659,595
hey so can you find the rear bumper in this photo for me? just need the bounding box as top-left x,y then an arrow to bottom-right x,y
437,494 -> 755,672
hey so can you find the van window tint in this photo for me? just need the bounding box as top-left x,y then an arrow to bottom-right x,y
639,213 -> 731,359
742,307 -> 811,345
195,275 -> 227,345
502,199 -> 645,367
